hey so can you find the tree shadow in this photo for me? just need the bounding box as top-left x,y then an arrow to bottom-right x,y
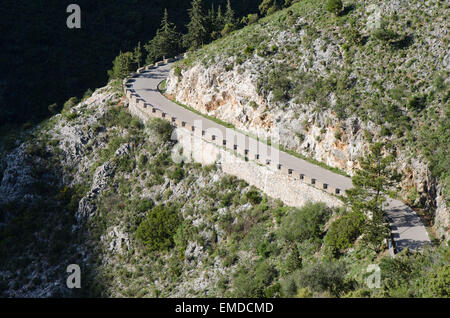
391,34 -> 414,50
340,4 -> 356,16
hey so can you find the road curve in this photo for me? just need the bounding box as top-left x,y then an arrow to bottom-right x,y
127,61 -> 431,253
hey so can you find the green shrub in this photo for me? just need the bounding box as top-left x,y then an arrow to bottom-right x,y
147,118 -> 173,142
324,211 -> 366,253
244,45 -> 255,55
278,202 -> 332,243
136,204 -> 181,252
423,265 -> 450,297
48,103 -> 59,114
241,13 -> 259,26
136,198 -> 155,213
138,154 -> 148,168
407,95 -> 427,112
167,166 -> 185,182
297,261 -> 348,297
373,24 -> 400,43
174,67 -> 182,78
245,189 -> 262,205
326,0 -> 343,16
232,260 -> 277,297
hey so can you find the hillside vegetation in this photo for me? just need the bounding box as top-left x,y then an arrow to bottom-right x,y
0,79 -> 447,298
169,0 -> 449,238
0,0 -> 448,299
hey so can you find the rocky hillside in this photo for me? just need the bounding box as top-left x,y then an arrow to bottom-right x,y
1,79 -> 447,298
166,0 -> 449,239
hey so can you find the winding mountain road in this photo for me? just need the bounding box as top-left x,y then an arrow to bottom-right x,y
127,61 -> 431,253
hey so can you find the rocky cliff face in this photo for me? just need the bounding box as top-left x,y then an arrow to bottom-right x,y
166,0 -> 449,239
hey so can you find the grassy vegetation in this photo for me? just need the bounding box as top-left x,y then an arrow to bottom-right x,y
1,81 -> 448,298
175,0 -> 449,204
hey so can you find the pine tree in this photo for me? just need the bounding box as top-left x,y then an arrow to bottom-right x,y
285,244 -> 302,273
144,38 -> 159,64
224,0 -> 235,26
133,41 -> 142,68
212,5 -> 225,39
108,51 -> 135,80
155,9 -> 179,59
221,0 -> 236,36
206,4 -> 217,40
183,0 -> 207,50
216,5 -> 224,27
345,142 -> 399,252
144,9 -> 179,64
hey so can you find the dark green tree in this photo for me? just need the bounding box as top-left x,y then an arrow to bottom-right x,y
108,51 -> 135,80
285,244 -> 302,273
144,38 -> 157,64
216,5 -> 224,28
206,4 -> 218,40
155,9 -> 179,59
345,142 -> 398,252
136,204 -> 181,252
144,9 -> 179,63
326,0 -> 343,16
183,0 -> 207,50
133,41 -> 142,68
224,0 -> 235,26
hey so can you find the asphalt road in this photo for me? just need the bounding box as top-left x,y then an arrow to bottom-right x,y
129,62 -> 431,253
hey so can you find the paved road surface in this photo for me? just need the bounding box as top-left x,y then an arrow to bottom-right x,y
129,62 -> 431,253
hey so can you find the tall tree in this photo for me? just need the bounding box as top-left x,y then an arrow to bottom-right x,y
212,5 -> 225,39
144,9 -> 179,63
224,0 -> 235,26
144,38 -> 159,64
133,41 -> 142,68
216,4 -> 224,27
220,0 -> 237,36
345,142 -> 399,252
108,51 -> 135,80
155,9 -> 179,59
206,4 -> 218,40
183,0 -> 207,50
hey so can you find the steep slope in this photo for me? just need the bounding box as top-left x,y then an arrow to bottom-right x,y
166,0 -> 449,239
0,70 -> 447,299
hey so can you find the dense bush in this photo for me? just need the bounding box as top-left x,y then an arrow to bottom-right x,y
136,205 -> 181,252
147,118 -> 174,142
245,189 -> 262,205
136,198 -> 155,213
232,260 -> 277,297
278,202 -> 332,243
423,265 -> 450,297
326,0 -> 343,16
379,246 -> 449,297
324,212 -> 365,254
167,166 -> 185,182
296,261 -> 348,297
